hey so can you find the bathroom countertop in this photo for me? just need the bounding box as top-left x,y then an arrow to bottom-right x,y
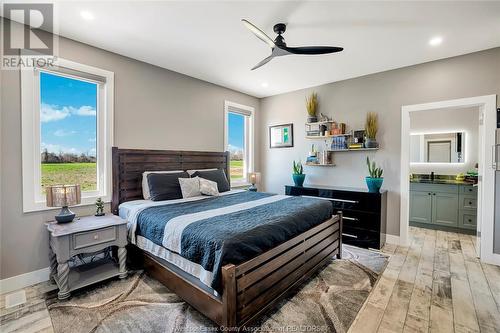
410,179 -> 476,186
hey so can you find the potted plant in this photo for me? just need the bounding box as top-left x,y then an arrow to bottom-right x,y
306,92 -> 318,123
364,112 -> 379,148
366,156 -> 383,193
292,160 -> 306,187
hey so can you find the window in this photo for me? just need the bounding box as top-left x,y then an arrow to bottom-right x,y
224,101 -> 254,185
21,59 -> 114,212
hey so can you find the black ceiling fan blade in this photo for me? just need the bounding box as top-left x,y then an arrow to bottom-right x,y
282,46 -> 343,55
242,19 -> 275,48
251,55 -> 275,70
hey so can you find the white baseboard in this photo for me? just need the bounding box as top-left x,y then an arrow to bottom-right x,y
0,267 -> 50,295
385,234 -> 400,245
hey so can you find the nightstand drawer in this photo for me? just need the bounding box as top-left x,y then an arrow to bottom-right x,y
73,227 -> 116,250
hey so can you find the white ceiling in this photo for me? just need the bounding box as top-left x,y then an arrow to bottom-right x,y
37,1 -> 500,97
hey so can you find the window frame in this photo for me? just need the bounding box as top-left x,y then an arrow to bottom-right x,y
223,101 -> 254,186
21,58 -> 114,212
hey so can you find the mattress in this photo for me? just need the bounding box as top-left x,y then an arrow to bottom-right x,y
121,190 -> 333,293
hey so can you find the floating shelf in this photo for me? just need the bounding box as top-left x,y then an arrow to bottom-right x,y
305,163 -> 336,167
305,120 -> 336,126
328,148 -> 379,152
305,134 -> 351,139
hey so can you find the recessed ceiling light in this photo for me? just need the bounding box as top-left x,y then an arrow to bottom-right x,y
429,36 -> 443,46
80,10 -> 94,21
261,82 -> 269,88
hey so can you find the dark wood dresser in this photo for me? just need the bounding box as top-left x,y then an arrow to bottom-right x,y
285,185 -> 387,249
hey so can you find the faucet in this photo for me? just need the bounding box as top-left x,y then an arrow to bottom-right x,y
430,172 -> 435,181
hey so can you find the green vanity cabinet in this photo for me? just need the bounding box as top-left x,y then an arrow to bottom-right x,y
458,185 -> 478,230
409,191 -> 432,223
432,192 -> 459,227
410,182 -> 477,232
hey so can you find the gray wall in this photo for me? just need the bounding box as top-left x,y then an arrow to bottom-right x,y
0,34 -> 259,279
258,47 -> 500,237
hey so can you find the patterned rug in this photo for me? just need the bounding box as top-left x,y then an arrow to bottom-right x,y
46,245 -> 387,333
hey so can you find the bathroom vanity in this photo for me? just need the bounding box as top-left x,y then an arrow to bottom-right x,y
409,179 -> 477,233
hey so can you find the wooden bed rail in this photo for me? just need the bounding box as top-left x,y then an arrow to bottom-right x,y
222,213 -> 342,328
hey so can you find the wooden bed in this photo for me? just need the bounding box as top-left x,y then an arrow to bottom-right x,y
112,147 -> 342,328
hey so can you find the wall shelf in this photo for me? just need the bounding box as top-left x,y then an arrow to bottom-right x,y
305,134 -> 351,139
305,163 -> 336,167
328,148 -> 379,152
305,120 -> 336,126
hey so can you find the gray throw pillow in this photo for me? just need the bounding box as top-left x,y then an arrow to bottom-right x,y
147,171 -> 189,201
192,169 -> 230,192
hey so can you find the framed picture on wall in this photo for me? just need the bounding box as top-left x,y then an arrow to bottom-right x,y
269,123 -> 294,148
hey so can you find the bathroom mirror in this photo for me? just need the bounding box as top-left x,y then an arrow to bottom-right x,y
410,131 -> 465,163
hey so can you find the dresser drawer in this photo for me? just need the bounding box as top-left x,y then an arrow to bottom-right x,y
459,195 -> 477,210
73,227 -> 117,250
317,190 -> 380,212
342,225 -> 381,249
341,210 -> 381,232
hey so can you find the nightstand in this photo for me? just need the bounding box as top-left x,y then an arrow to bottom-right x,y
46,214 -> 128,300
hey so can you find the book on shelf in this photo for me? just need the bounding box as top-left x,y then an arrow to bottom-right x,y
331,136 -> 347,150
306,130 -> 320,136
348,143 -> 363,149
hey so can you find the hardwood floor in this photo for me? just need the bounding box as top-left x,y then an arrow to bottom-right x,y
1,227 -> 499,332
350,227 -> 500,333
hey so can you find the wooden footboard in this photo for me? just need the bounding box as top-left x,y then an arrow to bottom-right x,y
223,214 -> 342,327
144,214 -> 342,329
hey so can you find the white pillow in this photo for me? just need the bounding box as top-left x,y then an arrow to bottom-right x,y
142,170 -> 183,199
199,177 -> 219,196
186,168 -> 218,176
179,177 -> 202,198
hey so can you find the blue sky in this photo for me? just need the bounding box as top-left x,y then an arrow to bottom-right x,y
228,112 -> 244,151
40,72 -> 97,156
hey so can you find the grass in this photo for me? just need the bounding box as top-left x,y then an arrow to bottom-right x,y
41,160 -> 244,191
41,163 -> 97,191
230,160 -> 244,180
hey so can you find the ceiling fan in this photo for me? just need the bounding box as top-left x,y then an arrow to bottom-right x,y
242,19 -> 343,70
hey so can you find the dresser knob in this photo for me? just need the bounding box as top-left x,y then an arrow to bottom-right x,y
94,234 -> 99,240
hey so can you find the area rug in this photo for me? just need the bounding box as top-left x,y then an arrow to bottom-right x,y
46,245 -> 387,333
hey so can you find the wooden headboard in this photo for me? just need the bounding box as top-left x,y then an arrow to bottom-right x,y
111,147 -> 230,215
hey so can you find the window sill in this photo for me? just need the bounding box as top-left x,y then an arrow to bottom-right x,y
231,182 -> 252,189
23,195 -> 111,213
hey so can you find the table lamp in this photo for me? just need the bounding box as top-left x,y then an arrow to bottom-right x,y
46,185 -> 81,223
248,172 -> 261,192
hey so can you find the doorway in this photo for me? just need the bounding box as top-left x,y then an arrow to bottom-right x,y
400,95 -> 499,266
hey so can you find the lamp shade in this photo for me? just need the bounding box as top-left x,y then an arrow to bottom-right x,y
46,185 -> 81,207
248,172 -> 261,185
